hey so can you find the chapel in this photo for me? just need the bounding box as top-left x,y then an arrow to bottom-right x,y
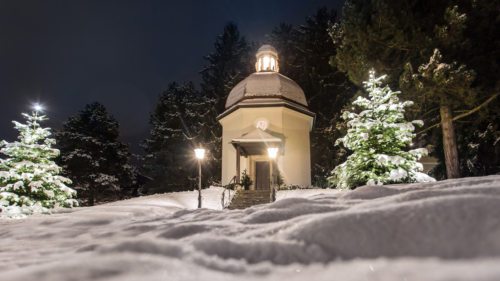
218,45 -> 315,189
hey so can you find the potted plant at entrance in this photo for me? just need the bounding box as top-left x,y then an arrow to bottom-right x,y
240,169 -> 253,190
275,169 -> 284,189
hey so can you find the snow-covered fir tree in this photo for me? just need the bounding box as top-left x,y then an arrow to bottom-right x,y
270,8 -> 356,187
56,102 -> 135,205
0,107 -> 77,218
200,23 -> 253,183
144,82 -> 211,193
329,70 -> 435,189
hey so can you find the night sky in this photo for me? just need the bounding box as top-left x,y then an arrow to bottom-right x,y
0,0 -> 343,153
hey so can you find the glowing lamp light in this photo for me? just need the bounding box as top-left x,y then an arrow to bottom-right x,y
194,148 -> 206,160
194,147 -> 206,208
267,147 -> 278,159
33,103 -> 44,112
255,45 -> 279,72
258,55 -> 277,72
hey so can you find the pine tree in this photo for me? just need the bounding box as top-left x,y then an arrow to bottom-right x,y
269,8 -> 356,186
334,0 -> 500,179
201,22 -> 254,112
329,71 -> 435,189
403,49 -> 475,179
0,109 -> 77,218
143,82 -> 211,193
200,23 -> 254,183
56,102 -> 135,206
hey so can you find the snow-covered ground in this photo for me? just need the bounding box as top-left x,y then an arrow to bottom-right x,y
1,176 -> 500,281
105,186 -> 231,211
276,188 -> 342,201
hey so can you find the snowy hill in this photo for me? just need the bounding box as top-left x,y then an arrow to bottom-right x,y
1,176 -> 500,281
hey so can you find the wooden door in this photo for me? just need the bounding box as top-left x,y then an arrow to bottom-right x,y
255,161 -> 270,190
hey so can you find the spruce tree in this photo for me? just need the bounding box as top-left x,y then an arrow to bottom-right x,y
143,82 -> 211,193
403,49 -> 475,179
56,102 -> 134,205
0,108 -> 77,218
334,0 -> 500,178
201,22 -> 253,112
200,23 -> 254,183
269,8 -> 356,186
329,71 -> 435,189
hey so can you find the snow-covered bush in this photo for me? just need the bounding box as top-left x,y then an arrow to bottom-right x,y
0,110 -> 78,218
329,70 -> 436,189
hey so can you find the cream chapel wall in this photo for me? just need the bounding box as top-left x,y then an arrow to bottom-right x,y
219,107 -> 312,186
220,107 -> 284,185
281,108 -> 312,187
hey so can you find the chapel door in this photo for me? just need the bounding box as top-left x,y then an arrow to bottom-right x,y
255,161 -> 270,190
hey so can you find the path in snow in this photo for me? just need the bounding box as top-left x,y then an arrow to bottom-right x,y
1,177 -> 500,281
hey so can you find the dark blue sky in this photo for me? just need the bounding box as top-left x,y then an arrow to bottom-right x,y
0,0 -> 343,152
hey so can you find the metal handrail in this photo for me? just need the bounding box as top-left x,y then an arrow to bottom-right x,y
271,184 -> 277,202
221,176 -> 239,209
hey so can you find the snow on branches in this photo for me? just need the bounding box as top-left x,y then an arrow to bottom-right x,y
329,70 -> 435,189
0,110 -> 77,218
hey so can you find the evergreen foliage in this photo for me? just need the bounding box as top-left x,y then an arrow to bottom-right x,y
269,8 -> 356,186
0,110 -> 77,218
143,23 -> 252,192
329,71 -> 435,189
56,102 -> 135,205
199,23 -> 254,183
334,0 -> 500,178
240,169 -> 252,190
143,82 -> 211,193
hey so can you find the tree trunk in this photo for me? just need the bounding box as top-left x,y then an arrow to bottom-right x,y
88,188 -> 95,206
440,105 -> 461,179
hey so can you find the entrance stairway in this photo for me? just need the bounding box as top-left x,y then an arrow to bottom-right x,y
228,190 -> 271,209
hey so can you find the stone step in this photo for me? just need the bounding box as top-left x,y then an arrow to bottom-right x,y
236,192 -> 269,195
237,191 -> 270,195
232,201 -> 269,204
228,203 -> 268,210
235,196 -> 269,201
238,191 -> 270,194
235,196 -> 270,199
227,190 -> 273,209
238,192 -> 270,195
235,195 -> 270,198
237,191 -> 270,194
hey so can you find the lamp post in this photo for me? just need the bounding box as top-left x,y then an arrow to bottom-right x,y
267,147 -> 278,202
194,148 -> 206,208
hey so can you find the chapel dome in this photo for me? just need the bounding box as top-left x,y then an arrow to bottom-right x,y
225,44 -> 307,109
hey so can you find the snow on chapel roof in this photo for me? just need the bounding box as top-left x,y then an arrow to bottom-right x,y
224,44 -> 308,109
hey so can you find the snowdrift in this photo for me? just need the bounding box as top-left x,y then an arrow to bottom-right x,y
1,176 -> 500,280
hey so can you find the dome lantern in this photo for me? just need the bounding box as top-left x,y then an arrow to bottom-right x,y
218,44 -> 314,191
223,44 -> 310,110
255,45 -> 279,72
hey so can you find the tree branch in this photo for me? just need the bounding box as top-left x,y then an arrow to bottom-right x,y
453,93 -> 498,120
417,93 -> 499,135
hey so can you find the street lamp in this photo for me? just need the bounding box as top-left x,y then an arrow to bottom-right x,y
267,147 -> 278,202
194,148 -> 206,208
267,147 -> 278,159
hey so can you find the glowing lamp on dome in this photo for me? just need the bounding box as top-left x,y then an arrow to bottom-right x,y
256,45 -> 279,72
